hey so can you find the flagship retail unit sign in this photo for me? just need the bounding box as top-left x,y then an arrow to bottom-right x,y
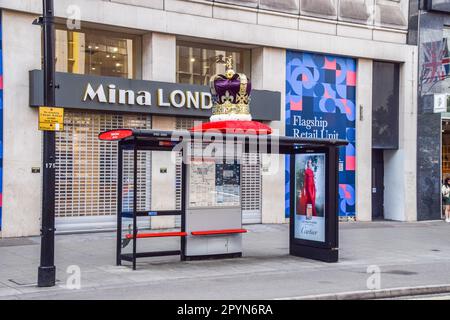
285,51 -> 356,219
29,70 -> 281,121
38,106 -> 64,131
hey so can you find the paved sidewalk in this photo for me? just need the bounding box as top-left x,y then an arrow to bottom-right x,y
1,221 -> 450,299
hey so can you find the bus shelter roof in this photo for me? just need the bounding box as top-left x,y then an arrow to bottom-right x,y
99,129 -> 348,154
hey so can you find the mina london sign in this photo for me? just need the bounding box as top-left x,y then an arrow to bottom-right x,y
29,70 -> 281,121
83,83 -> 212,110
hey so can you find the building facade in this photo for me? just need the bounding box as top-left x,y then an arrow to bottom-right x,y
0,0 -> 417,237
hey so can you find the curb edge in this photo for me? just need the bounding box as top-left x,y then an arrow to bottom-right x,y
276,284 -> 450,300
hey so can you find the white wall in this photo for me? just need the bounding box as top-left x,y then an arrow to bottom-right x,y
252,47 -> 286,224
384,53 -> 418,222
355,59 -> 373,221
2,11 -> 42,237
355,54 -> 418,222
143,32 -> 178,229
143,33 -> 176,83
0,1 -> 411,60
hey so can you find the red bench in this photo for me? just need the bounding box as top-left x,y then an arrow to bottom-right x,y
125,231 -> 187,239
191,229 -> 247,236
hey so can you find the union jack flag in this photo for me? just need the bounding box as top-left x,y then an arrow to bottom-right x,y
422,39 -> 449,84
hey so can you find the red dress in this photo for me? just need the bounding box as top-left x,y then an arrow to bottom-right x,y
297,168 -> 317,216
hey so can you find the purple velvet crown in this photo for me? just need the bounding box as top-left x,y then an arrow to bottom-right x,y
210,73 -> 252,107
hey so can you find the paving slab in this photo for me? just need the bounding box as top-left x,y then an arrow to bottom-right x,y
0,221 -> 450,299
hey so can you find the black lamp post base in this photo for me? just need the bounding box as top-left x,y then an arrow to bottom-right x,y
37,265 -> 56,287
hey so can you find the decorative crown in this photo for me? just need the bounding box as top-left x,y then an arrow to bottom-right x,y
209,56 -> 252,122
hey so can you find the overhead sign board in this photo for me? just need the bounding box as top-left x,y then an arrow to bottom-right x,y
38,106 -> 64,131
29,70 -> 281,121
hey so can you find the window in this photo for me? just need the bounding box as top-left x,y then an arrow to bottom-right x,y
55,27 -> 140,79
176,41 -> 251,85
444,28 -> 450,91
443,26 -> 450,49
372,61 -> 400,149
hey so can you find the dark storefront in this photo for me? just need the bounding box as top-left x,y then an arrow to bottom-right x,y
371,61 -> 400,220
409,0 -> 450,220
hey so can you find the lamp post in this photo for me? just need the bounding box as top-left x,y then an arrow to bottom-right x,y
37,0 -> 56,287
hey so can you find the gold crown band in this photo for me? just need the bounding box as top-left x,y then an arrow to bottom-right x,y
212,102 -> 250,115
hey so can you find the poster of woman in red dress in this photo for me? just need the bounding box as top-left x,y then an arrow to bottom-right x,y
297,159 -> 317,219
294,154 -> 325,242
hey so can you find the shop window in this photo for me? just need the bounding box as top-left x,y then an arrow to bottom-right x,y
176,41 -> 251,85
55,27 -> 140,79
447,95 -> 450,113
372,61 -> 400,149
444,27 -> 450,89
442,120 -> 450,177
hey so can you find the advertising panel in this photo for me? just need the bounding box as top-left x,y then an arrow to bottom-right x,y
294,153 -> 326,242
285,51 -> 356,218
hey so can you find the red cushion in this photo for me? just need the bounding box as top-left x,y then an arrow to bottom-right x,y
189,120 -> 272,135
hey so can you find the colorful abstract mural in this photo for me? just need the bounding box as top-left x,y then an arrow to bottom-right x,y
285,51 -> 356,218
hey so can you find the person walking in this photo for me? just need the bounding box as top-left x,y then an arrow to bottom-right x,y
442,177 -> 450,222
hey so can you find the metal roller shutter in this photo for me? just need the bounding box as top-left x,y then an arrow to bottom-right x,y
241,153 -> 262,224
55,111 -> 152,232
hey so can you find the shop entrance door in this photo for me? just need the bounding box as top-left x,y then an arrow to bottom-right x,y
372,149 -> 384,220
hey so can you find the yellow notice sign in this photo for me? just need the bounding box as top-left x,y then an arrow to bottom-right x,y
39,107 -> 64,131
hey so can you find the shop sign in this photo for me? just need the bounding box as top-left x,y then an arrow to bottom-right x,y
433,93 -> 448,113
38,106 -> 64,131
29,70 -> 281,121
83,83 -> 212,110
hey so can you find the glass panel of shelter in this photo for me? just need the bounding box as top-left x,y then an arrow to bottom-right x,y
118,148 -> 183,258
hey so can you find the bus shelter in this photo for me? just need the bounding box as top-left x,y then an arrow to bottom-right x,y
99,129 -> 348,270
